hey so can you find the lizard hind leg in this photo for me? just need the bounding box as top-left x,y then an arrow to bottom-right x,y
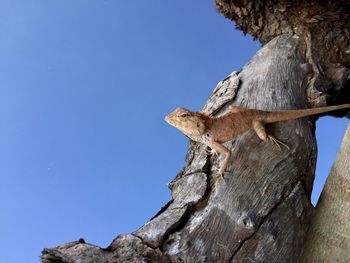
252,120 -> 290,150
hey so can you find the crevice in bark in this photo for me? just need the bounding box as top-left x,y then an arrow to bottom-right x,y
131,233 -> 158,250
161,154 -> 215,252
229,172 -> 308,262
159,205 -> 195,253
149,200 -> 174,221
40,30 -> 350,262
229,142 -> 316,262
201,71 -> 241,117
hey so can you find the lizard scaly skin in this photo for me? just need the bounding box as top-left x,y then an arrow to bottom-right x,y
165,104 -> 350,175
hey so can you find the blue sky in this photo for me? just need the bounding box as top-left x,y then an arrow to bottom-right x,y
1,1 -> 348,262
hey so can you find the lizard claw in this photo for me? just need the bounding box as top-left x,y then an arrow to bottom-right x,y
206,147 -> 219,157
213,167 -> 225,179
268,135 -> 290,150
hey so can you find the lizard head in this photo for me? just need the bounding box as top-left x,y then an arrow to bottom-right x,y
165,108 -> 207,141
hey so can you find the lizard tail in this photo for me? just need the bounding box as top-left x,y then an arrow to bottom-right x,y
265,104 -> 350,123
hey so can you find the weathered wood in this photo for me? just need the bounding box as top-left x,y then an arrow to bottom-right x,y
42,34 -> 320,262
215,0 -> 350,67
41,1 -> 350,261
162,34 -> 316,263
302,124 -> 350,262
215,0 -> 350,109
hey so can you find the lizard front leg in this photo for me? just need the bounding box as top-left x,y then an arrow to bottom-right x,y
207,140 -> 231,176
252,120 -> 290,150
205,147 -> 219,157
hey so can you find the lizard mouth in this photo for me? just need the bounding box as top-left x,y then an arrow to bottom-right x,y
164,115 -> 173,125
164,116 -> 174,126
165,115 -> 178,128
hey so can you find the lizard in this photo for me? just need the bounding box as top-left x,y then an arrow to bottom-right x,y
165,104 -> 350,175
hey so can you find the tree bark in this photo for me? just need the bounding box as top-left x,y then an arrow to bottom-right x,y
41,34 -> 312,262
302,124 -> 350,262
41,1 -> 350,262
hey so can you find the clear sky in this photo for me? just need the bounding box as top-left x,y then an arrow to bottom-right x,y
1,1 -> 348,262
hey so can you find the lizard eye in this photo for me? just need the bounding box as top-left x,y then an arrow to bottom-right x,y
180,113 -> 188,118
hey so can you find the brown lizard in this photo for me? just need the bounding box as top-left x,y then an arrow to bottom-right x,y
165,104 -> 350,175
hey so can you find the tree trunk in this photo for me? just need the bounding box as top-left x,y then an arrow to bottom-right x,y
302,124 -> 350,262
41,1 -> 350,262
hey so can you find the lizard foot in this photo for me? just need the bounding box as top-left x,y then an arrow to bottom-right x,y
267,135 -> 290,150
206,147 -> 219,157
212,167 -> 225,179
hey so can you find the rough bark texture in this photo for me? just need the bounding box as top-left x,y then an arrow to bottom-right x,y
302,124 -> 350,262
41,1 -> 350,262
215,0 -> 350,65
215,0 -> 350,108
41,34 -> 322,263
